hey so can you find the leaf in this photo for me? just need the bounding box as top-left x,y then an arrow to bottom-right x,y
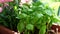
39,25 -> 46,34
45,9 -> 53,16
17,23 -> 25,32
51,16 -> 60,22
37,13 -> 43,18
26,24 -> 34,30
19,13 -> 27,19
14,6 -> 18,11
33,1 -> 42,6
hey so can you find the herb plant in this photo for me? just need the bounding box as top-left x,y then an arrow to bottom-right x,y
17,1 -> 60,34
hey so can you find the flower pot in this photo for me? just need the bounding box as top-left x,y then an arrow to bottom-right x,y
51,24 -> 60,32
0,25 -> 20,34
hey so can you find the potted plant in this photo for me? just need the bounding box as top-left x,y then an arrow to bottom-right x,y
17,1 -> 60,34
0,0 -> 60,34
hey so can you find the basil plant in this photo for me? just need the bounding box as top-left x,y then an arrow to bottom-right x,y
17,1 -> 60,34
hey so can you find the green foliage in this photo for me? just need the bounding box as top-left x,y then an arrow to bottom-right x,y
26,24 -> 34,30
17,1 -> 60,34
17,22 -> 25,32
0,0 -> 20,30
39,25 -> 46,34
0,0 -> 60,34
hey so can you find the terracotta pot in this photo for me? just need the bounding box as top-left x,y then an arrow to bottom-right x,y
0,25 -> 20,34
51,25 -> 60,32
